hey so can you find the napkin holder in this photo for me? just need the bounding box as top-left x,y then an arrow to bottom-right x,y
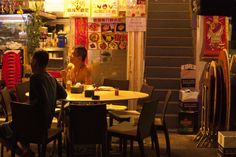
71,86 -> 84,93
84,90 -> 94,97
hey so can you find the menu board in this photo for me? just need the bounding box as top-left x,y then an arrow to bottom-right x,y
64,0 -> 90,17
91,0 -> 118,17
88,18 -> 127,50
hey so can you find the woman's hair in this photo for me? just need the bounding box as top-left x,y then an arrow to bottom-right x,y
33,50 -> 49,68
74,46 -> 87,62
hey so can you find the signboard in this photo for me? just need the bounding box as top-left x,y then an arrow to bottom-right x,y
91,0 -> 118,17
64,0 -> 90,17
126,17 -> 146,32
88,18 -> 127,50
202,16 -> 228,58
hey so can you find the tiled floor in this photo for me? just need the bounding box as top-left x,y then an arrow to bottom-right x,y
1,132 -> 218,157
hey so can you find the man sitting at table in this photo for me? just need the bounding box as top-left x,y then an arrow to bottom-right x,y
0,50 -> 67,156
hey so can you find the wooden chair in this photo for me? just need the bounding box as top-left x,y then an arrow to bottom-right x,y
10,101 -> 62,157
154,90 -> 172,157
107,99 -> 160,157
66,103 -> 108,157
108,83 -> 155,126
15,81 -> 30,103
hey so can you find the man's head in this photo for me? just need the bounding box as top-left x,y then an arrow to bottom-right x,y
31,50 -> 49,74
73,46 -> 87,62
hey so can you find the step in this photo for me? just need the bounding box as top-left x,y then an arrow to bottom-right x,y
147,19 -> 191,28
148,3 -> 190,12
146,77 -> 180,89
148,11 -> 190,19
146,46 -> 193,56
147,28 -> 192,37
148,0 -> 190,3
145,56 -> 194,67
157,101 -> 180,115
146,37 -> 193,47
145,66 -> 180,78
153,89 -> 180,103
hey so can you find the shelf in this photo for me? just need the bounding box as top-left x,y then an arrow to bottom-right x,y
49,57 -> 63,60
36,47 -> 67,52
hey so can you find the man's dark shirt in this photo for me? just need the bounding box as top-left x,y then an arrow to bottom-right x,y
30,72 -> 67,128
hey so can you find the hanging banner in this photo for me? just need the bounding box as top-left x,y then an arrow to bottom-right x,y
75,18 -> 88,49
91,0 -> 118,17
202,16 -> 228,58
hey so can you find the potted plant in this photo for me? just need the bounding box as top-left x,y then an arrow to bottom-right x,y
26,3 -> 44,55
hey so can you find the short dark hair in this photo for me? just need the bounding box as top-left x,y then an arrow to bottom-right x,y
74,46 -> 87,62
33,50 -> 49,68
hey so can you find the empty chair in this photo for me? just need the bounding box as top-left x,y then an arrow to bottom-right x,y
66,103 -> 107,157
108,83 -> 155,126
15,81 -> 30,103
10,101 -> 62,157
154,90 -> 172,157
107,99 -> 160,157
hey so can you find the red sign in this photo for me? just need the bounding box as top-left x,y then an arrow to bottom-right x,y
202,16 -> 228,58
75,18 -> 88,49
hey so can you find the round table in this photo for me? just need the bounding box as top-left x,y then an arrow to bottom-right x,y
65,90 -> 149,102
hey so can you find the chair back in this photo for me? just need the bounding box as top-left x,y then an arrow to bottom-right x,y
161,90 -> 172,123
1,87 -> 12,121
16,81 -> 30,102
10,101 -> 48,143
103,78 -> 129,90
68,104 -> 107,145
137,98 -> 158,139
137,83 -> 155,106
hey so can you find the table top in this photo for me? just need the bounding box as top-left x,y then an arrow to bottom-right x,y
65,90 -> 149,102
26,89 -> 149,102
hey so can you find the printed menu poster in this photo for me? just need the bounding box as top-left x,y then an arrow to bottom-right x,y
202,16 -> 228,58
88,18 -> 127,50
91,0 -> 118,17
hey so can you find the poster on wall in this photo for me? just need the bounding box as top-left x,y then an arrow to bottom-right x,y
88,18 -> 127,50
64,0 -> 90,17
91,0 -> 118,17
202,16 -> 228,58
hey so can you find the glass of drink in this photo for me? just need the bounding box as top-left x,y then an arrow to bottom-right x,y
66,80 -> 72,92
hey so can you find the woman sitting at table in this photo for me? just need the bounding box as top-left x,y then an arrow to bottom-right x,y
62,46 -> 92,85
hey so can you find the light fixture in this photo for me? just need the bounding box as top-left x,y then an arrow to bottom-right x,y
44,0 -> 65,12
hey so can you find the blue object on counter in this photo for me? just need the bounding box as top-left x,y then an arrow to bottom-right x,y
57,35 -> 66,47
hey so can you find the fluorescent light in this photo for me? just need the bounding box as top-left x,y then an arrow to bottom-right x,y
44,0 -> 65,12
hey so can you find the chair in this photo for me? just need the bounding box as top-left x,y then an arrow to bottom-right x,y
66,103 -> 108,157
103,78 -> 130,90
10,101 -> 62,157
0,87 -> 12,157
107,99 -> 160,157
154,90 -> 172,157
108,83 -> 155,126
15,81 -> 30,103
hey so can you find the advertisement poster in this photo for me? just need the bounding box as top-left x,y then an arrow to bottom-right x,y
65,0 -> 90,17
91,0 -> 118,17
88,18 -> 127,50
202,16 -> 228,58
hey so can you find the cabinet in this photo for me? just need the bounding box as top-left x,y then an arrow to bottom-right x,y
37,47 -> 68,71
